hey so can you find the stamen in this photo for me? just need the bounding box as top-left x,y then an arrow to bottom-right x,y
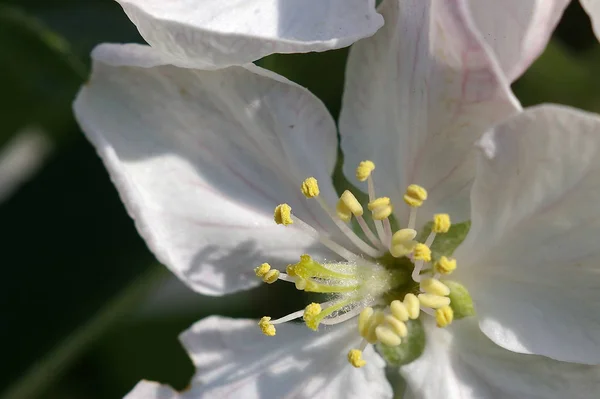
411,243 -> 431,282
390,228 -> 418,258
355,215 -> 386,250
371,203 -> 393,221
384,315 -> 408,337
340,190 -> 363,216
271,309 -> 306,325
301,177 -> 320,198
304,299 -> 353,331
359,161 -> 387,244
347,349 -> 367,368
413,243 -> 431,262
403,184 -> 428,207
375,325 -> 402,346
276,206 -> 359,261
336,199 -> 352,222
424,231 -> 436,247
435,305 -> 454,328
254,263 -> 280,284
408,207 -> 417,230
274,203 -> 293,225
435,256 -> 457,275
420,278 -> 450,296
418,294 -> 450,309
258,317 -> 276,336
274,272 -> 296,283
364,310 -> 385,343
297,178 -> 382,258
404,184 -> 427,229
303,303 -> 322,330
356,160 -> 375,182
314,196 -> 383,258
382,218 -> 393,249
390,300 -> 409,321
358,307 -> 374,336
404,293 -> 420,319
432,213 -> 451,233
367,197 -> 390,211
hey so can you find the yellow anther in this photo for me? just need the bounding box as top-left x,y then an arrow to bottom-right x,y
390,228 -> 418,257
435,256 -> 457,275
262,269 -> 280,284
420,278 -> 450,296
365,311 -> 385,343
403,184 -> 428,207
358,307 -> 374,337
274,203 -> 293,225
384,315 -> 408,337
340,190 -> 363,216
367,197 -> 390,211
391,228 -> 417,245
418,293 -> 451,309
285,264 -> 297,276
258,316 -> 276,336
403,293 -> 420,319
432,213 -> 451,233
372,204 -> 393,220
436,305 -> 454,328
413,243 -> 431,262
375,325 -> 402,346
390,300 -> 409,322
336,199 -> 352,222
301,177 -> 320,198
303,303 -> 322,331
347,349 -> 367,368
254,263 -> 270,277
356,160 -> 375,182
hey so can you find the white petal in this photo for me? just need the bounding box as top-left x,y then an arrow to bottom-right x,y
339,0 -> 519,227
402,318 -> 600,399
125,381 -> 178,399
466,0 -> 570,82
581,0 -> 600,42
456,104 -> 600,364
126,316 -> 391,399
116,0 -> 383,69
74,44 -> 343,296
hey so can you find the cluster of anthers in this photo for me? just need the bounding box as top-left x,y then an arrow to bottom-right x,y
254,161 -> 460,368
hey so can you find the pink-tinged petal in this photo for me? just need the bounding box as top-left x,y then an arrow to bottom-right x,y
116,0 -> 383,69
581,0 -> 600,41
466,0 -> 570,82
402,318 -> 600,399
125,316 -> 391,399
339,0 -> 520,227
456,104 -> 600,364
74,44 -> 343,296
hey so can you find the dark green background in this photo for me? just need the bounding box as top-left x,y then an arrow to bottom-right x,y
0,1 -> 598,398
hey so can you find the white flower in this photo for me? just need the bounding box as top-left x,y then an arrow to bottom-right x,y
580,0 -> 600,41
74,0 -> 600,398
114,0 -> 383,69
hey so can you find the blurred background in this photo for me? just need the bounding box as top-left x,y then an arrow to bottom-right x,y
0,1 -> 599,398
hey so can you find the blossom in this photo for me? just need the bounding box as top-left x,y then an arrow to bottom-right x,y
74,0 -> 600,397
581,0 -> 600,41
114,0 -> 383,69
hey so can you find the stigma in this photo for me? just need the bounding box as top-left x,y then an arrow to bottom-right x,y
253,161 -> 465,368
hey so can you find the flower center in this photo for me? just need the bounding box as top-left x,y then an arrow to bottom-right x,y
254,161 -> 471,368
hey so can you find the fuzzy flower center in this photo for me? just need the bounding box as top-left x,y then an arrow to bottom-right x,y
255,161 -> 470,368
